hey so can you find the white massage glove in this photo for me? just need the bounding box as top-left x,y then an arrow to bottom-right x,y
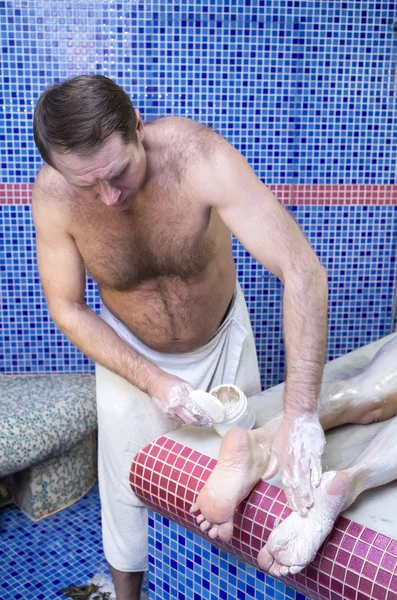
152,377 -> 214,427
262,412 -> 325,516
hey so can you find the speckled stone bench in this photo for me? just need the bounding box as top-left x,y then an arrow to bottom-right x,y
0,373 -> 97,520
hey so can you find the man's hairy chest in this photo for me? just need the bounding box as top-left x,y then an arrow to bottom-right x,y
70,194 -> 216,292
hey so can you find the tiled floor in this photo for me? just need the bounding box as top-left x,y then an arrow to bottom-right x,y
0,483 -> 149,599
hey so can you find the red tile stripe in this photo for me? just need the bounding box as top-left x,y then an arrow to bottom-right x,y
0,183 -> 33,204
130,435 -> 397,600
0,183 -> 396,206
292,184 -> 397,206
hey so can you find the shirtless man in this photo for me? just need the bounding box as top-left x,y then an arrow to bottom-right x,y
32,74 -> 327,600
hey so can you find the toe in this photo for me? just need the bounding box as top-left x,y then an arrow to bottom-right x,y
218,521 -> 234,542
199,520 -> 212,532
196,514 -> 205,525
257,545 -> 275,571
190,502 -> 199,514
208,525 -> 219,539
269,558 -> 285,577
289,564 -> 304,575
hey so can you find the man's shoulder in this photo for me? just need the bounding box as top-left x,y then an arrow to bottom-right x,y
147,115 -> 206,131
149,117 -> 227,173
32,165 -> 73,229
33,165 -> 72,206
149,116 -> 223,146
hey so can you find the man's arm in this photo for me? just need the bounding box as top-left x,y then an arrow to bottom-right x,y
192,140 -> 328,513
31,175 -> 212,426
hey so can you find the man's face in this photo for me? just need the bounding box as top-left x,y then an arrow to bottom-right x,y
52,132 -> 147,211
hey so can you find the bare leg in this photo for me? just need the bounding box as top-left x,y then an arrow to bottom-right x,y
109,565 -> 143,600
258,414 -> 397,575
319,334 -> 397,429
190,335 -> 397,541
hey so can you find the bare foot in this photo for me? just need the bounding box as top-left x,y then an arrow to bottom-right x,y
258,470 -> 350,576
190,427 -> 272,541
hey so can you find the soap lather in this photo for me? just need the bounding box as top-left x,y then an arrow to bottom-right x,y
189,384 -> 255,436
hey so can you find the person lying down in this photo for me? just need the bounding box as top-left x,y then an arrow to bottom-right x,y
190,334 -> 397,576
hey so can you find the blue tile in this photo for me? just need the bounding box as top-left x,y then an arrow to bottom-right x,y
0,484 -> 149,599
149,512 -> 309,600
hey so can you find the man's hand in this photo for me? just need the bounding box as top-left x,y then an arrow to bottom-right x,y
261,412 -> 325,516
151,376 -> 214,427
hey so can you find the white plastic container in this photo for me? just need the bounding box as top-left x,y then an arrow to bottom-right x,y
189,384 -> 255,437
210,384 -> 255,436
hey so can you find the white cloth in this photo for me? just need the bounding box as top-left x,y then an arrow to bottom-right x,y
96,283 -> 261,572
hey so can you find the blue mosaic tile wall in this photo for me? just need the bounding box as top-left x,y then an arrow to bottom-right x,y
1,0 -> 396,383
149,513 -> 307,600
1,204 -> 396,389
1,1 -> 396,184
1,0 -> 397,383
1,4 -> 396,600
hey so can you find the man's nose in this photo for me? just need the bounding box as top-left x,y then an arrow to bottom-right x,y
98,180 -> 121,206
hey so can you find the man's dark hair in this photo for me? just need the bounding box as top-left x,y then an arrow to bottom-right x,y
33,74 -> 138,168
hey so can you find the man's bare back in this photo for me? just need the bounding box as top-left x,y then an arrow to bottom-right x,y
34,117 -> 236,352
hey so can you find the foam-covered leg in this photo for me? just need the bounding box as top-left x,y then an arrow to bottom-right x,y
319,335 -> 397,427
258,471 -> 349,575
192,335 -> 397,541
345,414 -> 397,499
259,415 -> 397,576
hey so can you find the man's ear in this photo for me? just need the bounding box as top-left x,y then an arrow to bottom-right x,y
135,109 -> 144,142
